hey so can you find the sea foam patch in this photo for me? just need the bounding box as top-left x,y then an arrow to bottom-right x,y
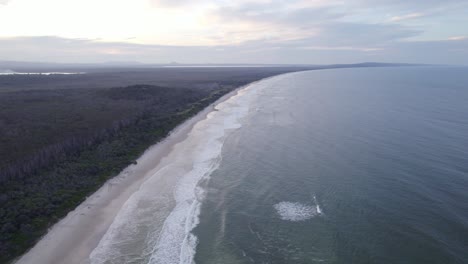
274,201 -> 322,222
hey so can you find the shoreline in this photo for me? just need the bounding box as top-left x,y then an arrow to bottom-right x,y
14,85 -> 243,264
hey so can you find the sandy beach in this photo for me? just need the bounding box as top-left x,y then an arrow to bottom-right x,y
14,89 -> 240,264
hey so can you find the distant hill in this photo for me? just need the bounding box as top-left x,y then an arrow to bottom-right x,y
0,60 -> 424,72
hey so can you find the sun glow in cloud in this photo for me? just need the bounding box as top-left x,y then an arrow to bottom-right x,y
0,0 -> 319,46
0,0 -> 217,45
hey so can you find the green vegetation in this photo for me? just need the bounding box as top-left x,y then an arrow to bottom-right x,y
0,84 -> 231,263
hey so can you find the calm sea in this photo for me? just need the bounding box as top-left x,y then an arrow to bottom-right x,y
193,66 -> 468,264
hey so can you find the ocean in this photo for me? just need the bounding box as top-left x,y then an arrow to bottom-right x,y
90,66 -> 468,264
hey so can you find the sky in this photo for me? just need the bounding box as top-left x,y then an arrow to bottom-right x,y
0,0 -> 467,64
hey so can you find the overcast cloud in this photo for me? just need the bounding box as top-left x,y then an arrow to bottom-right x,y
0,0 -> 467,64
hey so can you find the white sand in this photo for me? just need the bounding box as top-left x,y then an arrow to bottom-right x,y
14,91 -> 237,264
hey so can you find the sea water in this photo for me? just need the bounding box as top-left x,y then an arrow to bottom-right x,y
194,66 -> 468,264
91,66 -> 468,264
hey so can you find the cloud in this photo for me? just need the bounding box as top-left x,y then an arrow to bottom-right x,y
0,36 -> 162,62
0,1 -> 467,65
357,0 -> 467,9
298,46 -> 384,52
1,35 -> 467,65
447,36 -> 467,41
211,1 -> 344,26
258,22 -> 420,54
0,0 -> 11,5
208,1 -> 419,48
150,0 -> 198,7
390,13 -> 424,22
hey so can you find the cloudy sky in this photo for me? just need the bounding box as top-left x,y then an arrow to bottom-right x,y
0,0 -> 467,64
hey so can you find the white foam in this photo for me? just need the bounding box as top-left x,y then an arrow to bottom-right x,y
90,74 -> 290,264
313,195 -> 323,215
148,83 -> 256,264
274,201 -> 323,222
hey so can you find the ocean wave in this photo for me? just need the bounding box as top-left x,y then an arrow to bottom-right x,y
147,84 -> 256,264
274,199 -> 323,222
89,75 -> 288,264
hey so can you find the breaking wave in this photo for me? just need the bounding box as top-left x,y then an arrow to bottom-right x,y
90,75 -> 287,264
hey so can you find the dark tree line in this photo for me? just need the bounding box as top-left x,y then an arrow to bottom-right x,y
0,84 -> 231,263
0,116 -> 138,183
